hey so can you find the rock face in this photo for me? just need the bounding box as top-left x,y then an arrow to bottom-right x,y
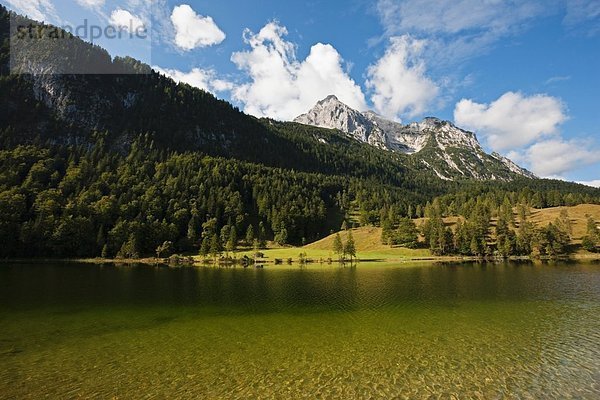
294,95 -> 387,149
294,96 -> 536,181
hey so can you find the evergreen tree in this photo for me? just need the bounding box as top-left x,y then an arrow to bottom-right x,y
557,209 -> 573,239
395,217 -> 419,248
252,238 -> 260,254
245,225 -> 255,245
187,216 -> 199,244
258,221 -> 267,249
118,233 -> 140,259
210,234 -> 222,259
582,217 -> 599,252
101,244 -> 109,258
333,233 -> 344,261
226,225 -> 237,253
470,236 -> 481,257
516,221 -> 535,256
344,230 -> 356,261
274,222 -> 288,245
96,225 -> 105,252
200,236 -> 210,258
381,217 -> 393,246
220,225 -> 231,249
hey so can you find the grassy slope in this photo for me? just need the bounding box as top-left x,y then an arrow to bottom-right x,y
217,204 -> 600,264
528,204 -> 600,242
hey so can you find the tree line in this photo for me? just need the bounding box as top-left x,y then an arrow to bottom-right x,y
380,195 -> 587,258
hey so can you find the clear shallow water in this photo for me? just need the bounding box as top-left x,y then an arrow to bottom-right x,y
1,262 -> 599,399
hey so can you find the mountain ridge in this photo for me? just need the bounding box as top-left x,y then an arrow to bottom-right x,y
294,95 -> 536,181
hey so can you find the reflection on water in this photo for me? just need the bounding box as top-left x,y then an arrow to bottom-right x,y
1,262 -> 599,398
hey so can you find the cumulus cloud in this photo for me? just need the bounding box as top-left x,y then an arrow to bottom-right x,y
454,92 -> 600,177
5,0 -> 58,22
366,35 -> 438,120
517,139 -> 600,177
171,4 -> 225,51
109,9 -> 145,32
230,22 -> 367,120
153,66 -> 233,94
454,92 -> 567,151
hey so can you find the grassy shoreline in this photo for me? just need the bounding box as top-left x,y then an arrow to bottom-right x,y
2,251 -> 599,268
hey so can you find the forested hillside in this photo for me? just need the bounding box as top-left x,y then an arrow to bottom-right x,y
1,4 -> 599,258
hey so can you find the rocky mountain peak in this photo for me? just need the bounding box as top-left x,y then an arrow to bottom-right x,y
318,94 -> 342,104
294,95 -> 536,181
294,96 -> 387,149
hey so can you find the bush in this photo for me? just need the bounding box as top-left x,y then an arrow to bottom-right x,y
582,236 -> 597,252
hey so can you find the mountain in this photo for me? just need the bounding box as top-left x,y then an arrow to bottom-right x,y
1,4 -> 599,259
295,95 -> 536,181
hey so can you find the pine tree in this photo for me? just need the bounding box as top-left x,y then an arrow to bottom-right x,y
416,204 -> 423,218
226,225 -> 237,253
344,230 -> 356,261
210,234 -> 222,259
557,209 -> 573,239
187,216 -> 198,244
258,221 -> 267,249
516,221 -> 535,256
582,216 -> 599,252
118,233 -> 140,259
396,217 -> 419,248
245,225 -> 255,245
253,238 -> 260,254
96,225 -> 105,252
200,236 -> 210,258
274,221 -> 288,245
470,236 -> 481,257
517,203 -> 528,225
101,244 -> 109,259
381,217 -> 393,246
333,233 -> 344,261
220,225 -> 231,248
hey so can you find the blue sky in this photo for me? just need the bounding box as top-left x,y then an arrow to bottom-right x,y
4,0 -> 600,185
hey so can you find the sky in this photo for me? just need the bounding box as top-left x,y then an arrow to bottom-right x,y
3,0 -> 600,185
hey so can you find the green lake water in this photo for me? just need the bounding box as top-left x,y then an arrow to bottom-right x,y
1,262 -> 599,399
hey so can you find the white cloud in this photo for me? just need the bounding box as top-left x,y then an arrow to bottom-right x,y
170,4 -> 225,51
230,22 -> 367,120
365,35 -> 438,120
455,91 -> 600,178
564,0 -> 600,35
518,139 -> 600,177
5,0 -> 57,22
454,92 -> 567,151
377,0 -> 548,36
153,66 -> 233,94
375,0 -> 557,67
577,180 -> 600,188
109,9 -> 145,32
75,0 -> 105,9
545,75 -> 571,85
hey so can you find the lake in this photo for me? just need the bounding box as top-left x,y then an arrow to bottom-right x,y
1,262 -> 599,399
